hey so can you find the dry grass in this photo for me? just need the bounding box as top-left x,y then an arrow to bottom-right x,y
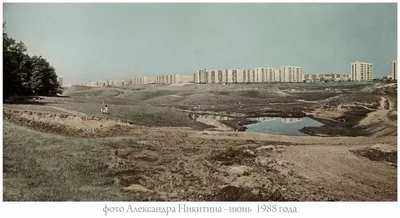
3,121 -> 132,201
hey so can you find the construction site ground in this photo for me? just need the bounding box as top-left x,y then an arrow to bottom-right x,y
3,82 -> 397,201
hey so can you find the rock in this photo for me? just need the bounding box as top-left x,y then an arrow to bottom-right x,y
251,189 -> 260,196
242,149 -> 256,157
370,143 -> 396,153
275,148 -> 286,153
276,144 -> 287,149
230,176 -> 264,189
123,184 -> 153,193
168,192 -> 178,198
276,160 -> 284,166
256,145 -> 275,154
255,157 -> 270,166
113,178 -> 121,185
226,165 -> 253,176
158,192 -> 168,201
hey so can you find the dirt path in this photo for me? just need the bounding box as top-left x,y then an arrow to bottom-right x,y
50,106 -> 87,116
280,144 -> 397,201
195,116 -> 233,131
356,96 -> 397,137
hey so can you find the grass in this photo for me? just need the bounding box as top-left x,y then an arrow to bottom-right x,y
53,102 -> 210,129
3,121 -> 132,201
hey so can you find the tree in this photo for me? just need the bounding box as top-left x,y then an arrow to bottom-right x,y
3,22 -> 60,97
3,23 -> 28,96
30,56 -> 59,96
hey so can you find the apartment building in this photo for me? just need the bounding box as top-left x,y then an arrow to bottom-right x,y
236,69 -> 245,83
351,62 -> 373,81
193,66 -> 304,84
57,76 -> 64,87
392,60 -> 397,81
305,73 -> 351,82
280,66 -> 303,82
156,73 -> 187,84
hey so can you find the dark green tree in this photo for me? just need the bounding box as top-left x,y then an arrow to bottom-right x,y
30,56 -> 59,96
3,22 -> 60,97
3,23 -> 28,96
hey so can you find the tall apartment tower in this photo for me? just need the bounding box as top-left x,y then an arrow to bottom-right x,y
57,76 -> 63,87
392,60 -> 397,81
351,62 -> 373,81
280,66 -> 303,82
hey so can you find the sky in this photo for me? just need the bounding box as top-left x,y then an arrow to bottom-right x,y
3,3 -> 397,84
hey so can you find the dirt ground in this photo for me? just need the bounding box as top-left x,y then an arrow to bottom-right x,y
2,82 -> 398,201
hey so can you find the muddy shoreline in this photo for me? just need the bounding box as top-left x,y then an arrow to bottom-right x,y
185,106 -> 373,137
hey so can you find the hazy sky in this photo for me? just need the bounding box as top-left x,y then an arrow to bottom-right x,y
3,3 -> 397,84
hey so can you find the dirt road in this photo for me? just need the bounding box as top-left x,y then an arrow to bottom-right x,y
357,96 -> 397,137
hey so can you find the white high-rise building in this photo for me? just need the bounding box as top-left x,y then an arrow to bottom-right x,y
351,62 -> 373,81
392,60 -> 397,81
255,67 -> 264,82
280,66 -> 303,82
192,66 -> 303,84
236,69 -> 245,83
57,76 -> 63,87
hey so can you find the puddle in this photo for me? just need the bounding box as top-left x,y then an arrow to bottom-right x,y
188,113 -> 235,130
188,113 -> 324,135
245,117 -> 324,136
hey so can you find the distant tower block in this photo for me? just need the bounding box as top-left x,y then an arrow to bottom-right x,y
57,76 -> 64,87
392,60 -> 397,81
351,62 -> 373,81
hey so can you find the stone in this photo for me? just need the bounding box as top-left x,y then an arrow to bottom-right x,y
123,184 -> 153,193
226,165 -> 253,176
243,149 -> 256,157
255,157 -> 270,166
256,145 -> 275,154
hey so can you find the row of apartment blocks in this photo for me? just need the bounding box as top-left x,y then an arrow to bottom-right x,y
84,60 -> 393,87
304,73 -> 351,82
193,66 -> 304,84
88,74 -> 193,87
90,76 -> 154,87
156,74 -> 180,84
156,74 -> 193,84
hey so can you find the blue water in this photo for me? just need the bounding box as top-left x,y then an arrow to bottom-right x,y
245,117 -> 324,136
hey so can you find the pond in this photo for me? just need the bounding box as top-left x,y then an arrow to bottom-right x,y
244,117 -> 324,136
187,113 -> 324,136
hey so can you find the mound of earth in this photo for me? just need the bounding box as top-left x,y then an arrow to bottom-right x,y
108,140 -> 325,201
3,109 -> 140,138
351,143 -> 397,164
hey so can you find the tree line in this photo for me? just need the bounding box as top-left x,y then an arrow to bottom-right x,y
3,23 -> 60,98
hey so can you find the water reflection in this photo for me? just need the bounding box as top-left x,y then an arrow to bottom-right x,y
188,113 -> 304,123
188,113 -> 236,121
247,117 -> 303,123
245,117 -> 324,136
187,113 -> 323,136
